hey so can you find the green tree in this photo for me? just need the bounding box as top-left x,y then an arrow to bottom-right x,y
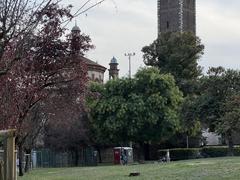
218,95 -> 240,155
180,95 -> 202,148
196,67 -> 240,155
142,32 -> 204,148
142,32 -> 204,95
87,67 -> 183,158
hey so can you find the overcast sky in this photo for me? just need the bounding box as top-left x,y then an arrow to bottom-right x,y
63,0 -> 240,78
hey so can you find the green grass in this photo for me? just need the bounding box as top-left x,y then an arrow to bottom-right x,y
19,157 -> 240,180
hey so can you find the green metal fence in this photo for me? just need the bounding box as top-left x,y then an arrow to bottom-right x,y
35,147 -> 97,168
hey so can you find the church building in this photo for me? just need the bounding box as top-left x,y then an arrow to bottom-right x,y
70,24 -> 119,83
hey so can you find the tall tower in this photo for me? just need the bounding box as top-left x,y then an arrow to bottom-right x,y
109,57 -> 119,80
70,23 -> 81,55
157,0 -> 196,35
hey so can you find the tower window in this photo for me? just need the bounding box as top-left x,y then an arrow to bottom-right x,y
167,21 -> 169,29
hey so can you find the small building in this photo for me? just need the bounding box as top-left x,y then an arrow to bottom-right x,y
113,147 -> 133,164
82,56 -> 106,83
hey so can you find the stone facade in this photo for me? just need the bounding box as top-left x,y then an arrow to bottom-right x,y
70,24 -> 107,83
157,0 -> 196,35
109,57 -> 119,80
81,56 -> 106,83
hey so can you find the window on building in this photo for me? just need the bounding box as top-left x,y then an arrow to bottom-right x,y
167,21 -> 169,29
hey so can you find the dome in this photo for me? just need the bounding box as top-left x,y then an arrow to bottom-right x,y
110,56 -> 118,64
72,25 -> 80,32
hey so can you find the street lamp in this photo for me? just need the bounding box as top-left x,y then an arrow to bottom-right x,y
124,52 -> 135,78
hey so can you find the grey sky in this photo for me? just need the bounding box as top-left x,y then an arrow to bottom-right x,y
64,0 -> 240,78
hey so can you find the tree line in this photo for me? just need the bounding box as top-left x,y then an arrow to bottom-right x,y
88,32 -> 240,159
0,0 -> 240,177
0,0 -> 106,176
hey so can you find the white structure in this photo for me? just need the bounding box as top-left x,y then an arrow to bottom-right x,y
202,129 -> 222,146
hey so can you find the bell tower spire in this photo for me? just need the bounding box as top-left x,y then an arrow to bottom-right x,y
109,57 -> 119,80
70,21 -> 81,55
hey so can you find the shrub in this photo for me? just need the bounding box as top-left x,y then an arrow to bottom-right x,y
158,146 -> 240,161
202,146 -> 240,157
233,147 -> 240,156
201,147 -> 228,158
158,148 -> 201,161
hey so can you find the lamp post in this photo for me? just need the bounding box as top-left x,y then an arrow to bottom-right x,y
124,53 -> 135,148
124,52 -> 135,78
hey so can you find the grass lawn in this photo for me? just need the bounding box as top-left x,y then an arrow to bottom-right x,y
19,157 -> 240,180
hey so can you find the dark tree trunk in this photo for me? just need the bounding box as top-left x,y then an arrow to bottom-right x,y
96,147 -> 102,163
24,149 -> 31,173
144,143 -> 150,160
227,130 -> 234,156
75,149 -> 79,166
138,142 -> 145,161
18,144 -> 24,176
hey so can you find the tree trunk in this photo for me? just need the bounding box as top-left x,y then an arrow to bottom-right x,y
138,142 -> 145,161
227,130 -> 234,156
75,149 -> 79,166
18,144 -> 24,176
24,149 -> 31,173
143,143 -> 150,161
96,148 -> 102,163
186,135 -> 189,149
0,160 -> 4,180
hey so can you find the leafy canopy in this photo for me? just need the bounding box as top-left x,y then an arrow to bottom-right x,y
191,67 -> 240,154
87,67 -> 183,145
196,67 -> 240,130
142,32 -> 204,95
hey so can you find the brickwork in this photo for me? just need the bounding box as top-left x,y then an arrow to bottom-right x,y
158,0 -> 196,35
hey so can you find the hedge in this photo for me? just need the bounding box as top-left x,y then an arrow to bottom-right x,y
158,148 -> 201,161
202,146 -> 240,157
158,146 -> 240,161
201,147 -> 228,157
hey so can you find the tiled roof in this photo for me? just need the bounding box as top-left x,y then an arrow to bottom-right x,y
80,56 -> 107,71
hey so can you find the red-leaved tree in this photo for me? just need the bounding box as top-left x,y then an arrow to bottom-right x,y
0,0 -> 105,176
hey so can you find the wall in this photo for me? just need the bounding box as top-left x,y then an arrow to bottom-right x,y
158,0 -> 180,33
88,70 -> 104,83
158,0 -> 196,34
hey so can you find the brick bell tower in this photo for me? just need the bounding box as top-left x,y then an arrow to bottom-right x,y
157,0 -> 196,35
109,57 -> 119,80
70,23 -> 81,55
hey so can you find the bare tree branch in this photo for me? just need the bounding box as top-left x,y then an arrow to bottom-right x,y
62,0 -> 106,27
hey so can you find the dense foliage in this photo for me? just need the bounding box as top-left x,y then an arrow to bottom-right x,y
0,0 -> 99,175
195,67 -> 240,155
142,32 -> 204,95
87,67 -> 183,146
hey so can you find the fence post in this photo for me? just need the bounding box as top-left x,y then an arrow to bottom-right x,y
0,160 -> 4,180
1,129 -> 16,180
